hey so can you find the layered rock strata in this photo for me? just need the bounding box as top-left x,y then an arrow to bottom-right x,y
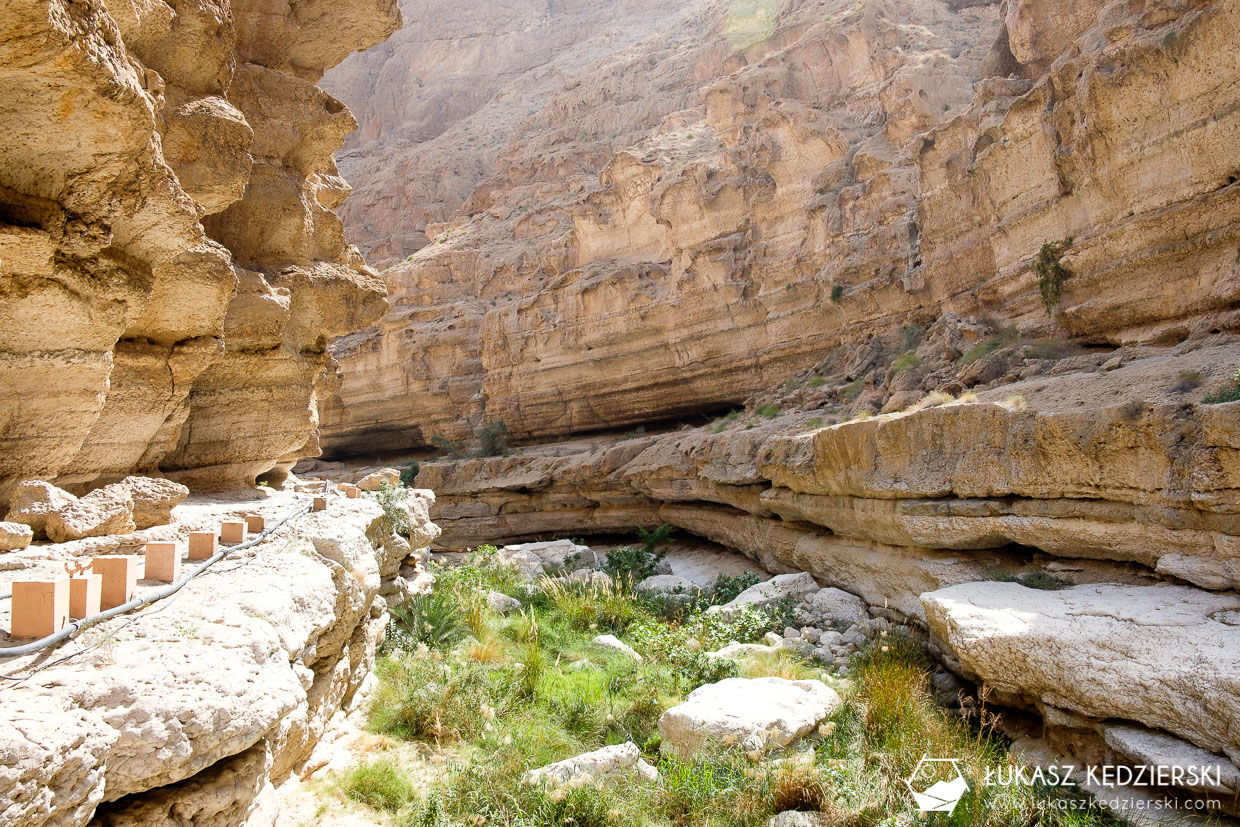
0,0 -> 397,497
0,488 -> 439,827
320,0 -> 1240,457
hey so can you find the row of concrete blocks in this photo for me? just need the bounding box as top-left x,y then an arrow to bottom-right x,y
7,513 -> 273,640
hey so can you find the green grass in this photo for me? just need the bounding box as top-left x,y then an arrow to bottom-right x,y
340,758 -> 418,812
755,404 -> 781,419
372,555 -> 1125,827
959,327 -> 1019,364
890,352 -> 921,373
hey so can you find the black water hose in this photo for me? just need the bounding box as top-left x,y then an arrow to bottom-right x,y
0,494 -> 325,659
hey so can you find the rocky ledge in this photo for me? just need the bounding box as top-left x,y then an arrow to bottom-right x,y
0,486 -> 438,827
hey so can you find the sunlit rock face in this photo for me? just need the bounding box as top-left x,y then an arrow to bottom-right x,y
320,0 -> 1240,457
0,0 -> 397,496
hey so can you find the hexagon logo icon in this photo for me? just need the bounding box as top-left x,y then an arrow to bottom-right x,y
905,755 -> 969,814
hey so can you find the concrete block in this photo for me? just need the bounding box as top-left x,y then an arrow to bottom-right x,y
313,496 -> 327,512
69,574 -> 102,620
245,514 -> 265,534
144,541 -> 181,583
11,576 -> 69,638
220,520 -> 246,544
188,530 -> 217,560
346,485 -> 361,500
92,555 -> 138,610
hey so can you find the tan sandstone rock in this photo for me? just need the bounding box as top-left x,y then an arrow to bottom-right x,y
44,485 -> 136,544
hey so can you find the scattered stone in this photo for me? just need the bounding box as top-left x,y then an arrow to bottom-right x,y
763,631 -> 783,647
120,476 -> 189,529
356,468 -> 401,491
783,627 -> 801,640
0,521 -> 33,551
800,627 -> 820,643
709,572 -> 820,615
496,547 -> 546,582
502,539 -> 596,572
45,484 -> 136,543
564,568 -> 613,589
5,480 -> 78,539
591,634 -> 642,662
487,591 -> 522,615
522,742 -> 658,787
658,677 -> 841,758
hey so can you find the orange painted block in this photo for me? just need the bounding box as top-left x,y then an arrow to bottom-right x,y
219,520 -> 246,544
245,514 -> 265,533
11,576 -> 69,638
144,541 -> 181,583
346,485 -> 361,500
69,574 -> 102,619
188,530 -> 217,560
93,556 -> 138,610
313,496 -> 327,512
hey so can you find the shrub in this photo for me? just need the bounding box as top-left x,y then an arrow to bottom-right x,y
959,327 -> 1018,364
711,571 -> 762,604
755,404 -> 781,419
398,463 -> 419,487
620,425 -> 647,440
1170,370 -> 1204,393
1204,366 -> 1240,404
831,284 -> 845,302
806,416 -> 824,429
387,591 -> 466,651
901,324 -> 924,351
474,420 -> 509,457
340,758 -> 417,812
375,481 -> 412,536
430,434 -> 468,460
604,545 -> 666,584
808,374 -> 826,388
842,377 -> 864,401
890,352 -> 921,373
1034,238 -> 1073,314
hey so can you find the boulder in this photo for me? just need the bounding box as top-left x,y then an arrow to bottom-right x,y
44,484 -> 136,543
501,539 -> 596,572
636,575 -> 702,595
922,583 -> 1240,766
487,591 -> 522,615
356,468 -> 401,491
708,573 -> 820,615
496,547 -> 545,582
522,742 -> 658,787
706,642 -> 778,660
563,568 -> 613,589
591,634 -> 642,662
0,521 -> 33,551
768,813 -> 834,827
5,481 -> 78,539
1101,724 -> 1240,795
658,677 -> 841,758
119,476 -> 189,529
804,588 -> 866,627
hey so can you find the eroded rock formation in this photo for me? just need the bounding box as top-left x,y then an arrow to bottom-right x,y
0,0 -> 398,497
319,0 -> 1240,457
0,490 -> 439,826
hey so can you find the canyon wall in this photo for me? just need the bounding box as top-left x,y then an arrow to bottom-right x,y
0,0 -> 398,498
319,0 -> 1240,458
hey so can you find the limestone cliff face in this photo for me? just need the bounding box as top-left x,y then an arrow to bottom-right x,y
0,0 -> 398,497
320,0 -> 1240,457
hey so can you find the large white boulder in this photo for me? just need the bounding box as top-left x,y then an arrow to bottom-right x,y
504,539 -> 596,570
487,591 -> 522,615
636,575 -> 702,595
708,572 -> 820,615
522,742 -> 658,787
803,587 -> 866,627
658,677 -> 841,758
922,583 -> 1240,766
591,634 -> 642,662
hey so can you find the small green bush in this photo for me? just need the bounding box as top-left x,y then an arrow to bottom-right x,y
710,571 -> 762,604
387,591 -> 466,651
341,758 -> 417,812
1204,366 -> 1240,404
474,419 -> 509,457
755,404 -> 781,419
808,375 -> 826,388
830,284 -> 845,302
1034,238 -> 1073,314
375,481 -> 412,536
398,463 -> 419,487
890,352 -> 921,373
